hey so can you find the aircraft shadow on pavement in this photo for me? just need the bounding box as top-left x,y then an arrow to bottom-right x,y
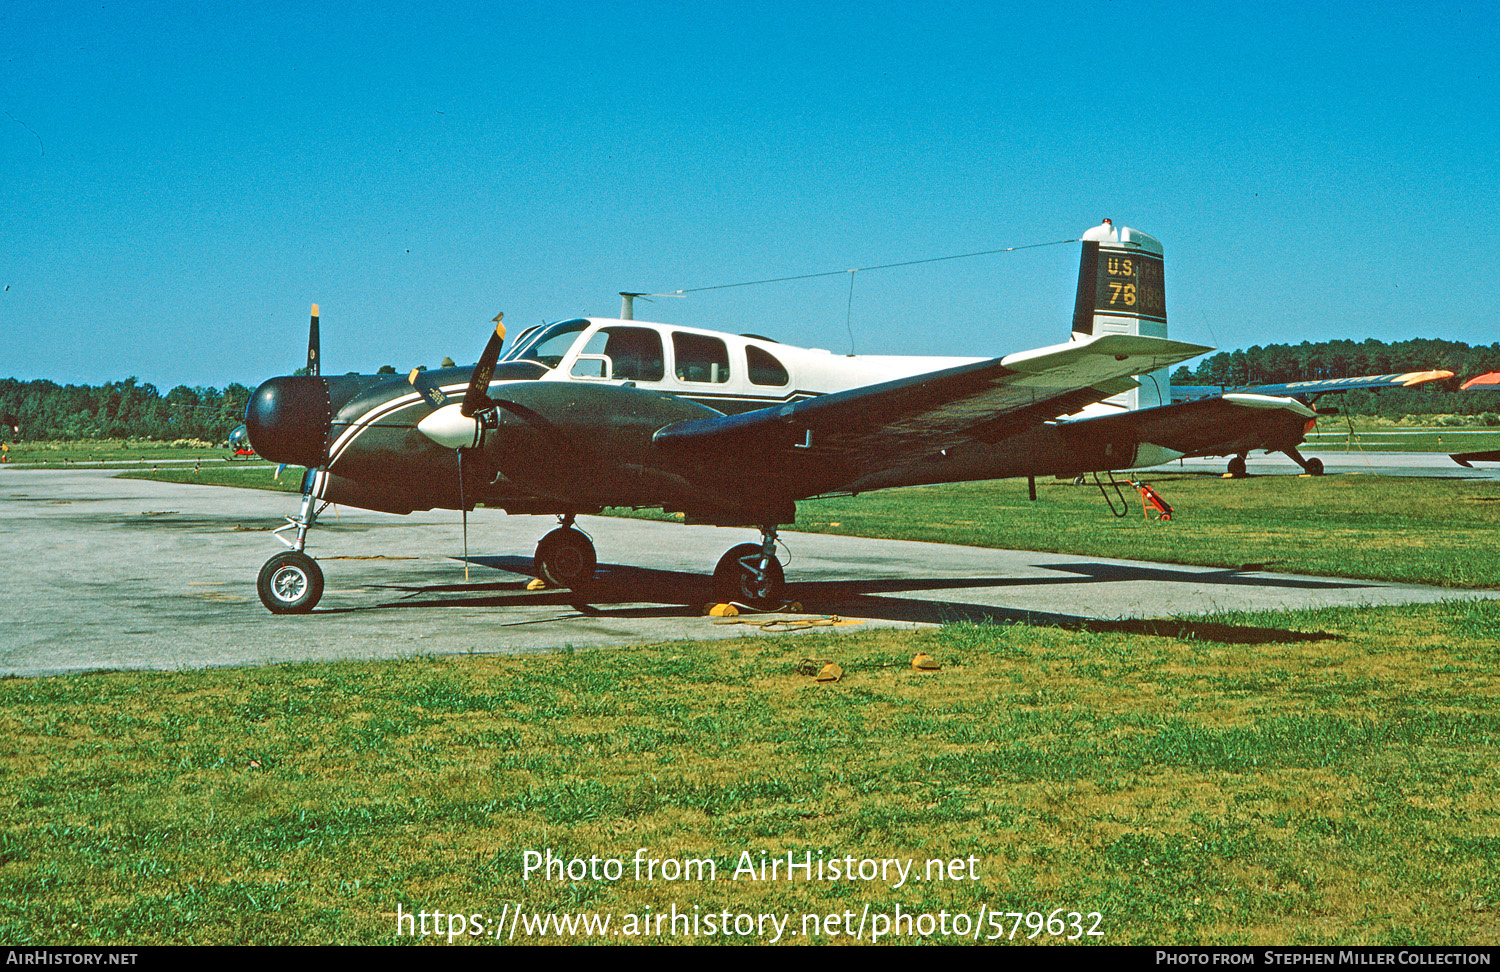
336,554 -> 1343,646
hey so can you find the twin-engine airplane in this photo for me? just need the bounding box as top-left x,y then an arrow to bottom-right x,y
242,220 -> 1374,615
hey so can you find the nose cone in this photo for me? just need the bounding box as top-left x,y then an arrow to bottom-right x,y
417,402 -> 481,450
245,376 -> 332,468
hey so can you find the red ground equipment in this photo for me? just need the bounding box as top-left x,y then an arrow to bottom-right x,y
1128,480 -> 1173,521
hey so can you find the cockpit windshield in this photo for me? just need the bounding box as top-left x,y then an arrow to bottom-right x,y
501,319 -> 590,369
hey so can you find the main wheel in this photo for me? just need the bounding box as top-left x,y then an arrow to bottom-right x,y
1227,456 -> 1248,478
713,542 -> 785,609
257,551 -> 324,614
1305,457 -> 1325,476
534,527 -> 597,589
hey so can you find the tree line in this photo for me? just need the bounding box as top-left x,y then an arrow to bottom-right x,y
5,336 -> 1500,442
1175,337 -> 1500,387
0,377 -> 252,443
1170,338 -> 1500,420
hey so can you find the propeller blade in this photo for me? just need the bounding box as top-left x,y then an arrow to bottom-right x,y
408,368 -> 450,410
416,311 -> 514,450
307,303 -> 320,377
461,312 -> 506,417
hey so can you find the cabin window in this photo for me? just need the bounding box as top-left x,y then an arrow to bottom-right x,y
673,333 -> 731,383
747,346 -> 789,386
505,319 -> 589,369
576,327 -> 664,382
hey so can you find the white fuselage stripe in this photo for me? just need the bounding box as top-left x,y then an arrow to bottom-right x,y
326,381 -> 818,467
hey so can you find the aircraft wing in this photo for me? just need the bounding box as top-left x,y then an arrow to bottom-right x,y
1173,370 -> 1452,402
1451,450 -> 1500,468
1058,393 -> 1317,458
653,333 -> 1210,466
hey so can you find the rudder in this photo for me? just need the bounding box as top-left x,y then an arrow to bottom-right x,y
1071,219 -> 1171,409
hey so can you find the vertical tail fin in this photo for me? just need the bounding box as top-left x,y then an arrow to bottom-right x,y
1071,220 -> 1171,408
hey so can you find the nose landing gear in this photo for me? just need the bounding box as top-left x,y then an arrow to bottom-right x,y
257,487 -> 328,614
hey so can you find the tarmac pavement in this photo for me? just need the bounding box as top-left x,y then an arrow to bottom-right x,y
3,465 -> 1494,678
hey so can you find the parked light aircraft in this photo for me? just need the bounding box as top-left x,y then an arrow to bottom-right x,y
1160,372 -> 1452,476
1448,372 -> 1500,467
248,219 -> 1392,615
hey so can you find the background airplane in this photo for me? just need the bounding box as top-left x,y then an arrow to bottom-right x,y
245,225 -> 1210,614
1448,372 -> 1500,467
1159,373 -> 1452,476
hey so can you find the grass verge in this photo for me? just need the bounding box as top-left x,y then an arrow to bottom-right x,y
115,464 -> 302,491
1,600 -> 1495,945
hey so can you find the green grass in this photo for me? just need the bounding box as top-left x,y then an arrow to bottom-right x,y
116,463 -> 303,491
2,439 -> 231,465
1306,428 -> 1500,452
0,600 -> 1495,944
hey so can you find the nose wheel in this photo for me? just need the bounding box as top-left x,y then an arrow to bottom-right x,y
534,522 -> 597,590
257,550 -> 324,614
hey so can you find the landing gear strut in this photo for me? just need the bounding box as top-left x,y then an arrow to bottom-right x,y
1285,446 -> 1324,475
258,486 -> 327,614
713,526 -> 785,608
534,514 -> 597,590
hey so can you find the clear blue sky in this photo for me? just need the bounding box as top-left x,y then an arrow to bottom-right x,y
2,1 -> 1495,387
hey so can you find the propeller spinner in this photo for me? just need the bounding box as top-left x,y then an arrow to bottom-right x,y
416,312 -> 505,449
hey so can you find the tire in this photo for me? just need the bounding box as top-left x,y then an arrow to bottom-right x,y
713,542 -> 785,608
1305,457 -> 1324,476
534,527 -> 597,589
1227,456 -> 1248,478
257,551 -> 324,614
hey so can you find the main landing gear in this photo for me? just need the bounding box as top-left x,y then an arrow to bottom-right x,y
712,526 -> 785,609
257,489 -> 328,614
1285,446 -> 1324,476
1226,450 -> 1324,478
529,516 -> 786,607
533,514 -> 597,590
